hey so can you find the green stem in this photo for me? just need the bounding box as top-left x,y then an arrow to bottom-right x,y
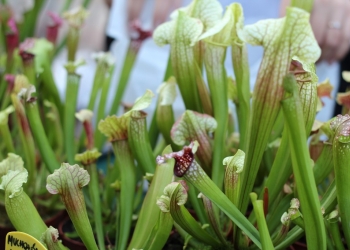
269,110 -> 284,142
204,43 -> 228,188
232,43 -> 250,152
167,183 -> 222,248
5,191 -> 47,241
128,111 -> 156,174
156,100 -> 179,151
86,164 -> 105,250
187,183 -> 208,225
152,136 -> 167,157
184,162 -> 261,248
64,73 -> 80,163
260,129 -> 291,208
41,62 -> 63,118
0,79 -> 7,102
144,212 -> 173,250
79,63 -> 105,149
250,193 -> 274,250
19,0 -> 45,40
95,68 -> 113,149
275,226 -> 303,250
174,222 -> 205,249
266,193 -> 294,234
0,124 -> 15,152
87,63 -> 104,110
1,93 -> 11,112
148,105 -> 159,149
128,145 -> 174,250
275,180 -> 336,249
109,45 -> 137,115
313,143 -> 333,184
194,62 -> 213,116
25,102 -> 59,173
63,189 -> 98,250
326,211 -> 345,250
114,191 -> 121,247
47,102 -> 64,158
11,96 -> 36,189
281,74 -> 326,249
331,115 -> 350,247
290,212 -> 305,230
67,29 -> 79,62
199,193 -> 227,245
112,140 -> 136,250
104,159 -> 120,208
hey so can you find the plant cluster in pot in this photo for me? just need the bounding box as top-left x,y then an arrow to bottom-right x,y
1,0 -> 350,250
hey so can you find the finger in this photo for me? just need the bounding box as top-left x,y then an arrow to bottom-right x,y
153,0 -> 182,28
127,0 -> 146,22
310,0 -> 330,47
334,3 -> 350,60
279,0 -> 291,17
320,1 -> 346,62
321,28 -> 342,62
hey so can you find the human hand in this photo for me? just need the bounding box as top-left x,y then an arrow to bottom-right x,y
152,0 -> 182,27
280,0 -> 350,63
127,0 -> 182,28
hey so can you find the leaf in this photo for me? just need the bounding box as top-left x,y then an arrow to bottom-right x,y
64,59 -> 86,73
330,114 -> 350,143
336,91 -> 350,109
75,148 -> 102,165
171,110 -> 217,145
91,51 -> 115,67
229,3 -> 244,44
127,89 -> 155,114
317,78 -> 333,98
0,169 -> 28,198
40,226 -> 62,250
164,182 -> 188,206
75,109 -> 93,122
153,11 -> 203,47
342,71 -> 350,83
198,5 -> 233,43
0,105 -> 15,125
157,77 -> 177,106
63,6 -> 89,28
20,38 -> 54,74
46,163 -> 90,195
223,149 -> 245,174
99,90 -> 154,141
236,7 -> 321,217
0,153 -> 25,179
171,0 -> 223,31
238,7 -> 320,66
98,115 -> 129,141
13,75 -> 31,94
17,84 -> 37,103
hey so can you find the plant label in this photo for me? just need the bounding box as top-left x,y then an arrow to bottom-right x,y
5,231 -> 46,250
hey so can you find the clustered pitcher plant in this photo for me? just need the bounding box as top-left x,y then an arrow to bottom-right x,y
1,0 -> 350,249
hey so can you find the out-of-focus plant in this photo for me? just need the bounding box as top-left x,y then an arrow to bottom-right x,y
1,0 -> 349,249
